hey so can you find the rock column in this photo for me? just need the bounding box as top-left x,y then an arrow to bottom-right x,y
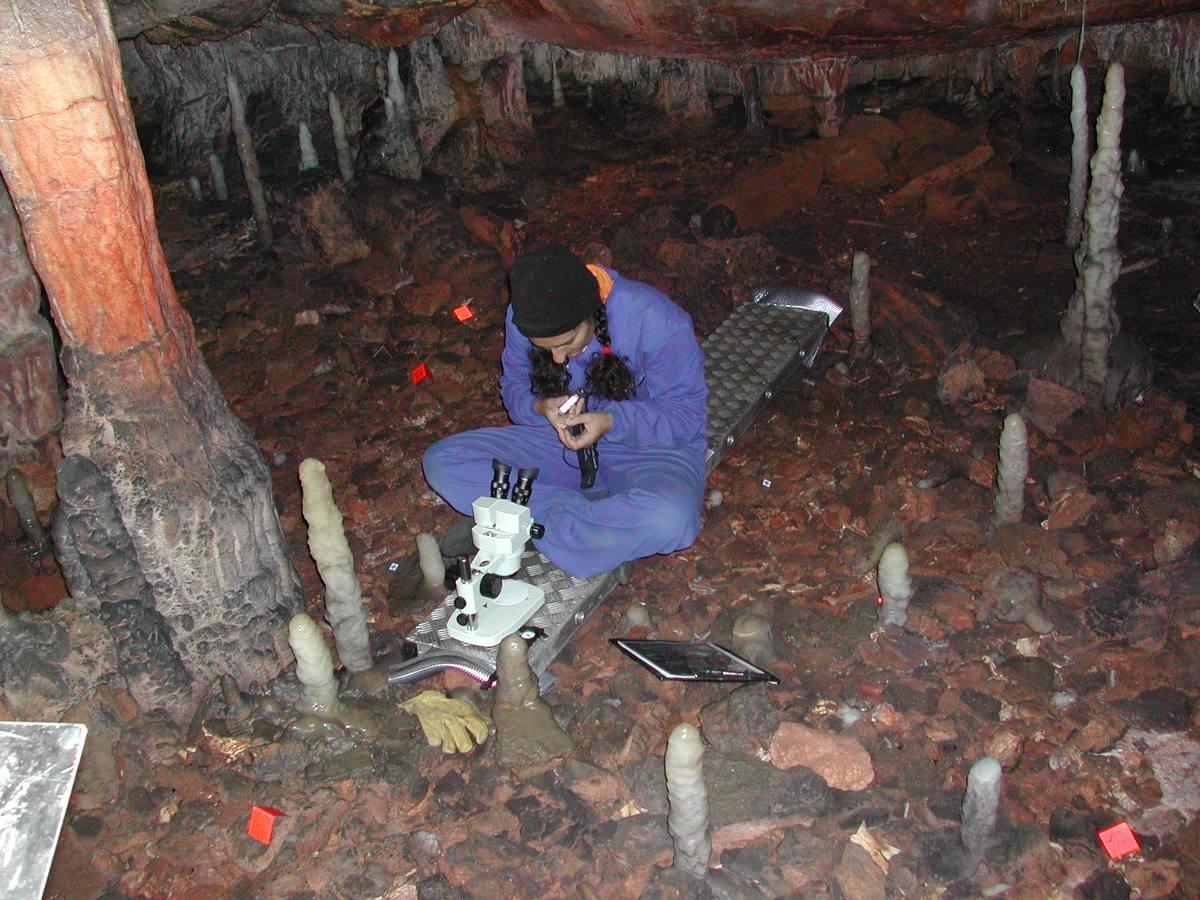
0,0 -> 300,721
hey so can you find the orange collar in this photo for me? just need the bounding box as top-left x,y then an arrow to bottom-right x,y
586,264 -> 613,304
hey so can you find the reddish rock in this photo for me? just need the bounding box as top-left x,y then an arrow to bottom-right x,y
1070,711 -> 1127,753
936,358 -> 987,406
0,331 -> 62,447
817,138 -> 889,191
18,571 -> 67,611
895,108 -> 960,146
1044,491 -> 1100,531
1153,519 -> 1199,567
1023,378 -> 1087,435
406,279 -> 453,318
769,722 -> 874,790
292,183 -> 371,267
840,114 -> 903,159
983,730 -> 1024,769
713,144 -> 824,230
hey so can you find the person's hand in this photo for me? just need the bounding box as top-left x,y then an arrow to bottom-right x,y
399,690 -> 490,754
533,395 -> 573,427
558,411 -> 612,450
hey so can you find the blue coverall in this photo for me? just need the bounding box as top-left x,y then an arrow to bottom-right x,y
423,265 -> 708,578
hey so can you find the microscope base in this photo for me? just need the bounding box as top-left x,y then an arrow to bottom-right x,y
445,580 -> 546,647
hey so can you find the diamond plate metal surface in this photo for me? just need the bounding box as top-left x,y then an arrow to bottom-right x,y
410,293 -> 837,677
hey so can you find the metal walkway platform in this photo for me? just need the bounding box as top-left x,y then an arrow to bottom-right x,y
408,288 -> 841,679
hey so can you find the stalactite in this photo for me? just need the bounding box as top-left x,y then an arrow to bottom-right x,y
328,93 -> 355,184
1079,63 -> 1125,400
795,57 -> 852,137
207,152 -> 228,201
298,122 -> 319,171
737,65 -> 765,134
551,52 -> 565,108
410,36 -> 460,158
225,73 -> 273,246
1065,65 -> 1089,249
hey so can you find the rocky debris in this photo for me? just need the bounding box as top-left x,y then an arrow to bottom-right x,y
768,722 -> 874,791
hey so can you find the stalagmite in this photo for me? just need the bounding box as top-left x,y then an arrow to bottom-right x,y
666,722 -> 711,879
415,532 -> 444,591
731,612 -> 776,665
961,757 -> 1003,860
187,175 -> 203,201
848,252 -> 873,360
299,458 -> 373,673
287,613 -> 341,718
625,603 -> 653,631
1078,63 -> 1126,399
992,413 -> 1028,527
207,152 -> 228,201
226,73 -> 273,246
492,633 -> 573,766
877,543 -> 913,628
4,468 -> 49,551
328,93 -> 355,184
1065,65 -> 1089,248
298,122 -> 319,171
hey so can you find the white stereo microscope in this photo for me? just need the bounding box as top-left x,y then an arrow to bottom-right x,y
445,460 -> 546,647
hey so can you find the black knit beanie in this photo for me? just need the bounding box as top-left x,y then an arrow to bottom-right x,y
509,244 -> 600,338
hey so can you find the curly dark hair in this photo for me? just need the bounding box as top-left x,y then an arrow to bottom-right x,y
528,305 -> 637,401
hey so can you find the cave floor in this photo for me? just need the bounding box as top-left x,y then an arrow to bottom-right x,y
10,82 -> 1200,898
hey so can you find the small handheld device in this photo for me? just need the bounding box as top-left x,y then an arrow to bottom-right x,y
557,390 -> 585,417
556,390 -> 598,489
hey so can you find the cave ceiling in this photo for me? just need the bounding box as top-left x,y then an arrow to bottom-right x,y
109,0 -> 1200,59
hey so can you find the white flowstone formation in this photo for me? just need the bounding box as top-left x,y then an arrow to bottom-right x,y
287,613 -> 341,718
877,543 -> 913,628
665,722 -> 711,879
328,92 -> 355,184
1065,64 -> 1089,248
848,251 -> 873,359
207,152 -> 228,201
961,756 -> 1003,859
298,122 -> 319,171
415,532 -> 445,591
299,458 -> 373,673
992,413 -> 1028,527
226,73 -> 272,245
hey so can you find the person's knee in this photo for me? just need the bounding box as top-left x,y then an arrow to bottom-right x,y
643,490 -> 701,550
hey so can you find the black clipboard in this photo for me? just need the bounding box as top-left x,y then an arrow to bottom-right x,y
611,639 -> 779,684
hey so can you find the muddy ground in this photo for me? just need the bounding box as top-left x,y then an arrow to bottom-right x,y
5,67 -> 1200,898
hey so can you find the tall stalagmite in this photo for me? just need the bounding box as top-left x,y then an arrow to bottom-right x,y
0,0 -> 300,720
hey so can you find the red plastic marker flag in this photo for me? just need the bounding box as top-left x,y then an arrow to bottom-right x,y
1097,822 -> 1140,860
247,805 -> 287,844
410,363 -> 431,385
452,304 -> 474,323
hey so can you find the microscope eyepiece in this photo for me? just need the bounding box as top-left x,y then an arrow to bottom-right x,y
511,467 -> 539,506
490,458 -> 513,499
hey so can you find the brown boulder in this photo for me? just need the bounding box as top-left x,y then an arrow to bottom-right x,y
713,143 -> 824,230
818,137 -> 890,191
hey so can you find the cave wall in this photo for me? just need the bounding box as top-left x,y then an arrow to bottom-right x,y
120,6 -> 1200,183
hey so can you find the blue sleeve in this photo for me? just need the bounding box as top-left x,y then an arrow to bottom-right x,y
591,302 -> 707,449
499,306 -> 542,426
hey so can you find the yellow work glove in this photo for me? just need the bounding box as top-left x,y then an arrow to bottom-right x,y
399,690 -> 490,754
